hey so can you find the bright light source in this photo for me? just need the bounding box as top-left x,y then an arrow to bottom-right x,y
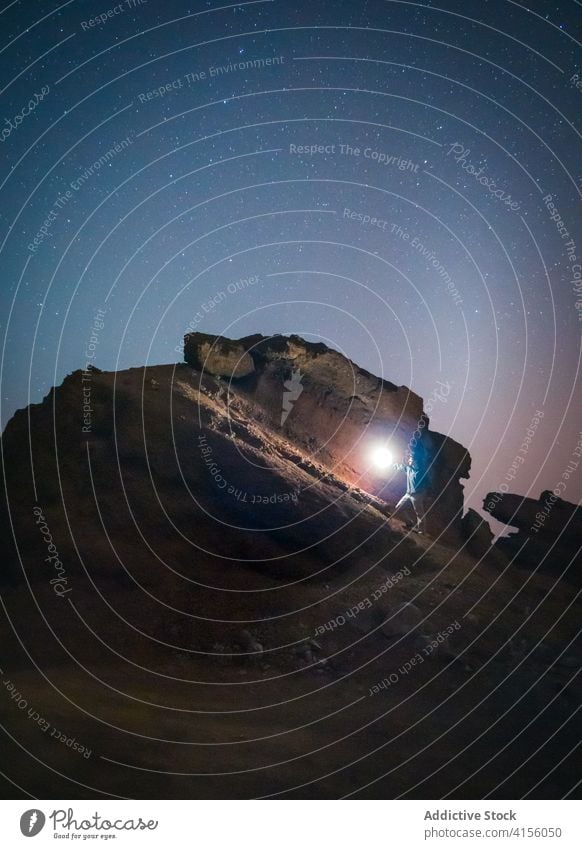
369,444 -> 394,470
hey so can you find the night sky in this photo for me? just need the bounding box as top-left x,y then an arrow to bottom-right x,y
1,0 -> 581,519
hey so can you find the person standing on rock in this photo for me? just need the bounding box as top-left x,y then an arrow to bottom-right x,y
389,449 -> 430,534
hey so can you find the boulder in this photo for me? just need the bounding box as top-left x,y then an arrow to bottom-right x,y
184,333 -> 255,379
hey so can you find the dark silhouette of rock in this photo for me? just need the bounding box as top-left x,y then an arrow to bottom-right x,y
484,490 -> 582,580
484,490 -> 582,539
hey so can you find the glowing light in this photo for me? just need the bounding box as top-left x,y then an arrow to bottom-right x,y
369,444 -> 394,470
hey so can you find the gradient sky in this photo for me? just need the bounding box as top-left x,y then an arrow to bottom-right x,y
1,0 -> 580,520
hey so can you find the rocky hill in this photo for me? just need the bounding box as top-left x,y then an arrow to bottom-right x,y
0,333 -> 579,800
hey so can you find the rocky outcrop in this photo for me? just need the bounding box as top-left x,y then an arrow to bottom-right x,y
484,491 -> 582,578
2,340 -> 579,800
484,490 -> 582,538
0,330 -> 473,602
184,333 -> 255,379
184,332 -> 471,534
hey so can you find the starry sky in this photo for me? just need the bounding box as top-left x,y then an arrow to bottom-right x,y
0,0 -> 580,519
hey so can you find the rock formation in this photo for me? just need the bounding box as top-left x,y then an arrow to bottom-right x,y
1,335 -> 580,799
183,333 -> 255,379
484,490 -> 582,579
484,490 -> 582,538
184,332 -> 471,533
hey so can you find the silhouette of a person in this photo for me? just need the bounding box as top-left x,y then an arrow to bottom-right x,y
390,451 -> 429,534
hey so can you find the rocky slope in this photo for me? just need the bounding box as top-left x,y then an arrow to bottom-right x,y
0,335 -> 579,799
